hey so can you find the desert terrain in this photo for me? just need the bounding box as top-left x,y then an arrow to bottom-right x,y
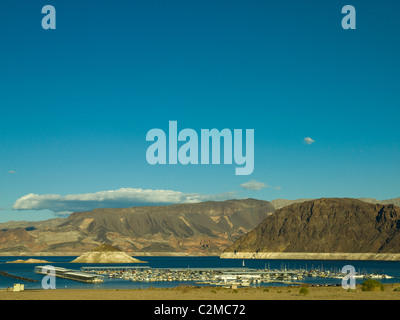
1,284 -> 400,300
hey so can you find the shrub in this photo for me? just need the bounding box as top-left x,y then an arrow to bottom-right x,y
361,279 -> 385,292
299,286 -> 309,296
393,287 -> 400,292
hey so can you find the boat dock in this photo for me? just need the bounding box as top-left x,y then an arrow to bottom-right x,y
34,266 -> 104,283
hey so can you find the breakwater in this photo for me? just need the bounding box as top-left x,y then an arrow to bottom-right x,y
0,270 -> 38,282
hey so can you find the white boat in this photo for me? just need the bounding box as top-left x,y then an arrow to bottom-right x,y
368,274 -> 384,279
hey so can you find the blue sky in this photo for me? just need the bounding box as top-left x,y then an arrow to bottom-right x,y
0,0 -> 399,222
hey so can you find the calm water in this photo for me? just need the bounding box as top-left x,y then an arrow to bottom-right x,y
1,256 -> 400,290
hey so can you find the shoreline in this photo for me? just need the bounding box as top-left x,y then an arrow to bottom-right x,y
0,252 -> 217,257
1,284 -> 400,300
220,252 -> 400,261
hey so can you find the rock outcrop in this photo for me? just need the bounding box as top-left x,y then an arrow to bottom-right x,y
70,244 -> 145,263
6,258 -> 52,263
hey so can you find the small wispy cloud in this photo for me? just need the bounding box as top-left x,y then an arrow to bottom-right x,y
8,170 -> 17,174
12,188 -> 237,216
304,137 -> 315,145
240,180 -> 268,191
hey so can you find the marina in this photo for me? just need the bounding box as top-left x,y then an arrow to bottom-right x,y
82,265 -> 395,287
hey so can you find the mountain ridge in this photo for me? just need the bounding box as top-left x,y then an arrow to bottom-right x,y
2,197 -> 400,257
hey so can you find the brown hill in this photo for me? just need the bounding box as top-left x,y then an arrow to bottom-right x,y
223,198 -> 400,254
0,228 -> 39,253
56,198 -> 274,255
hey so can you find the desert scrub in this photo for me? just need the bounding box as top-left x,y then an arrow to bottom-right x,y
178,285 -> 190,294
361,279 -> 385,292
299,286 -> 309,296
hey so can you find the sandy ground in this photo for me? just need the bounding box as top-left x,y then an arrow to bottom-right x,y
1,284 -> 400,300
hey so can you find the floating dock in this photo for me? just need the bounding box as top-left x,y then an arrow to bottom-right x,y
34,266 -> 104,283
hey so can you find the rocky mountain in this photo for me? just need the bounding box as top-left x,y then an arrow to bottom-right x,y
0,199 -> 275,255
223,198 -> 400,255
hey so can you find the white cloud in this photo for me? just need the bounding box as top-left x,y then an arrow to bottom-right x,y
8,170 -> 17,174
304,137 -> 315,145
240,180 -> 268,191
12,188 -> 237,216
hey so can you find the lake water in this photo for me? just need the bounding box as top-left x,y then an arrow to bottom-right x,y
1,256 -> 400,290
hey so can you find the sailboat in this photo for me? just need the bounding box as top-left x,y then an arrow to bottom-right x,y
242,260 -> 245,267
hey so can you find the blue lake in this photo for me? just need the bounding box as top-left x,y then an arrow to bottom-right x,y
1,256 -> 400,290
